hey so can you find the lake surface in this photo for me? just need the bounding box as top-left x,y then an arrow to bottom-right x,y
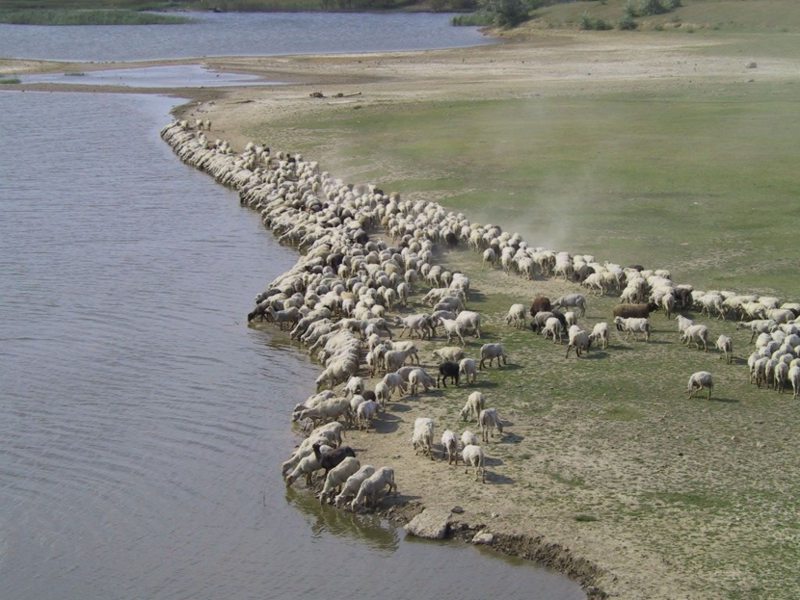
0,14 -> 583,600
0,11 -> 492,62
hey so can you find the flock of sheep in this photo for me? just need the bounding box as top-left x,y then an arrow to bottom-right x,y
160,118 -> 800,516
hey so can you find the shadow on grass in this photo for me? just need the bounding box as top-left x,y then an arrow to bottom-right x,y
708,396 -> 740,404
485,472 -> 515,485
483,455 -> 504,467
387,402 -> 412,413
500,432 -> 525,444
373,414 -> 401,433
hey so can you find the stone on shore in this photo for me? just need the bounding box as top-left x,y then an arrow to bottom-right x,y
404,507 -> 452,540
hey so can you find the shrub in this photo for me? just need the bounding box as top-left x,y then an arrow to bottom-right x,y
618,13 -> 638,30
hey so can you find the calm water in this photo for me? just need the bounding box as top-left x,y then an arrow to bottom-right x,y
0,11 -> 492,62
0,14 -> 582,600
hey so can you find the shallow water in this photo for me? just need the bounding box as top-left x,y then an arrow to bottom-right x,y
0,89 -> 584,599
0,11 -> 492,62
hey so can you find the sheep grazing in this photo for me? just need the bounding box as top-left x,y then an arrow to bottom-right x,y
319,456 -> 361,504
284,444 -> 333,487
788,365 -> 800,399
334,464 -> 376,508
716,334 -> 733,363
356,399 -> 379,430
455,310 -> 482,339
462,445 -> 486,483
529,295 -> 552,317
687,371 -> 714,401
432,346 -> 465,364
614,316 -> 651,342
565,325 -> 592,358
505,303 -> 528,328
344,375 -> 364,398
589,322 -> 609,350
438,317 -> 466,346
437,361 -> 460,387
441,429 -> 460,465
459,357 -> 478,384
411,417 -> 435,459
408,367 -> 437,395
681,324 -> 709,351
461,430 -> 479,448
312,443 -> 356,476
460,391 -> 485,422
541,316 -> 564,344
479,408 -> 503,443
479,343 -> 507,369
350,466 -> 397,512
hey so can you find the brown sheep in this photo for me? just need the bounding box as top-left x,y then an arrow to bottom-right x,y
529,295 -> 552,317
612,303 -> 658,324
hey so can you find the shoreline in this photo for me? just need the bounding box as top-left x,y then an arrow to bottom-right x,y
158,118 -> 606,599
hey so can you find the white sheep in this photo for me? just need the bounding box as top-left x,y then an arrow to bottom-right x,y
438,317 -> 466,346
687,371 -> 714,401
461,430 -> 479,448
564,311 -> 578,328
441,429 -> 459,465
351,466 -> 397,511
479,408 -> 503,443
460,391 -> 485,422
356,400 -> 379,430
408,367 -> 437,395
479,343 -> 507,369
458,357 -> 478,384
462,444 -> 486,483
334,464 -> 375,508
589,322 -> 609,349
553,293 -> 586,317
716,334 -> 733,363
788,365 -> 800,399
565,325 -> 591,358
681,324 -> 709,351
455,310 -> 482,338
319,456 -> 361,504
614,316 -> 651,342
505,303 -> 527,328
411,417 -> 435,460
344,375 -> 364,398
541,317 -> 563,344
284,446 -> 331,487
432,346 -> 465,363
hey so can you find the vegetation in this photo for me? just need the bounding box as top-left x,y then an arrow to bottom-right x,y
0,77 -> 22,84
0,9 -> 190,24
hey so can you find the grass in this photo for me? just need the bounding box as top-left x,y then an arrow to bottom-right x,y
0,77 -> 22,84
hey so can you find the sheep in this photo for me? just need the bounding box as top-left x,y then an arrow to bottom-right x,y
736,318 -> 777,342
460,391 -> 485,422
432,346 -> 465,364
344,375 -> 364,398
789,365 -> 800,399
441,429 -> 460,465
461,430 -> 479,448
397,313 -> 434,340
412,417 -> 435,459
284,444 -> 333,487
312,442 -> 356,476
334,464 -> 375,508
676,314 -> 694,335
505,303 -> 528,328
479,343 -> 507,369
408,367 -> 437,395
479,408 -> 503,443
774,361 -> 789,393
438,317 -> 466,346
612,303 -> 657,320
614,316 -> 651,342
319,456 -> 361,504
565,325 -> 592,358
350,467 -> 397,511
455,310 -> 482,338
380,372 -> 408,400
462,444 -> 486,483
541,317 -> 564,344
459,357 -> 478,384
294,396 -> 351,427
356,400 -> 379,430
716,335 -> 733,363
589,322 -> 609,349
564,311 -> 578,328
553,293 -> 586,317
529,295 -> 552,317
383,348 -> 416,373
437,361 -> 460,387
687,371 -> 714,400
681,324 -> 709,351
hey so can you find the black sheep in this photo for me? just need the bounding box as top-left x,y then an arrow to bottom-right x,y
437,361 -> 460,387
312,443 -> 356,476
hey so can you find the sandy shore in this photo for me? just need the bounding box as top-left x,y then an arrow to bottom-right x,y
11,29 -> 799,599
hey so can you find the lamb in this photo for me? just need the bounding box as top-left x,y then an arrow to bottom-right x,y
505,303 -> 528,328
553,293 -> 586,317
681,324 -> 709,351
460,391 -> 485,422
462,444 -> 486,483
565,325 -> 592,358
589,322 -> 609,349
350,466 -> 397,511
479,408 -> 503,443
408,367 -> 437,395
333,464 -> 375,508
716,335 -> 733,363
441,429 -> 460,465
318,456 -> 361,504
458,357 -> 478,384
687,371 -> 714,400
411,417 -> 435,459
614,316 -> 651,342
479,343 -> 507,369
432,346 -> 465,363
437,361 -> 460,387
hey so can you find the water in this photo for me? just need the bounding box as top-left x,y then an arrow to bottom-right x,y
0,15 -> 583,600
0,11 -> 492,62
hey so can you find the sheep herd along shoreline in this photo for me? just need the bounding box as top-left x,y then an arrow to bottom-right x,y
160,118 -> 800,597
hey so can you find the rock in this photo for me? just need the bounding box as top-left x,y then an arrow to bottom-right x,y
451,505 -> 464,514
746,62 -> 758,69
472,531 -> 494,545
404,507 -> 452,540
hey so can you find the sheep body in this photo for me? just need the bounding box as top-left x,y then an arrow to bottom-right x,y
462,445 -> 486,483
687,371 -> 714,400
